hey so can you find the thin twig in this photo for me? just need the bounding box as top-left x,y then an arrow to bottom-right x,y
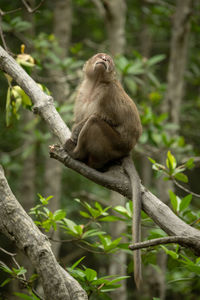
0,247 -> 16,256
173,179 -> 200,198
0,247 -> 26,280
129,236 -> 193,251
190,217 -> 200,227
21,0 -> 45,13
0,15 -> 8,52
0,8 -> 22,16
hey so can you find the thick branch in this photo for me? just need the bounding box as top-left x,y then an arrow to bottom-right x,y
1,45 -> 200,257
0,46 -> 70,144
0,165 -> 87,300
50,145 -> 200,256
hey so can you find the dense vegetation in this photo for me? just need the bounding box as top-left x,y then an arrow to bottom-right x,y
0,0 -> 200,299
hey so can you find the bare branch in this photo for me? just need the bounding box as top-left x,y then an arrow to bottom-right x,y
0,247 -> 16,256
0,8 -> 22,16
21,0 -> 45,13
129,236 -> 198,251
0,15 -> 9,52
173,179 -> 200,198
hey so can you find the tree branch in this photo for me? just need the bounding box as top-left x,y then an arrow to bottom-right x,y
21,0 -> 45,13
1,45 -> 200,258
0,165 -> 87,300
129,236 -> 196,251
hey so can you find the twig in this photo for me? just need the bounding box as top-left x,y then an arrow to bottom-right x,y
190,217 -> 200,227
0,247 -> 26,280
0,8 -> 22,16
0,247 -> 16,256
21,0 -> 45,13
173,179 -> 200,198
0,15 -> 8,52
129,236 -> 194,251
0,8 -> 22,54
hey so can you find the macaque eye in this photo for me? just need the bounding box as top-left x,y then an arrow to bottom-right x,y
101,56 -> 110,63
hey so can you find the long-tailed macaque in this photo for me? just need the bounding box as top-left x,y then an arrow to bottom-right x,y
64,53 -> 142,288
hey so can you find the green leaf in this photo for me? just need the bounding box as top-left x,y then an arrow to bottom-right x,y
186,265 -> 200,275
128,60 -> 144,75
95,201 -> 103,211
148,157 -> 156,164
174,173 -> 188,183
53,209 -> 66,221
12,86 -> 32,106
63,218 -> 77,232
82,229 -> 105,238
147,54 -> 166,66
99,215 -> 121,222
14,292 -> 37,300
185,158 -> 195,169
166,151 -> 177,172
85,268 -> 97,281
147,72 -> 160,87
179,194 -> 192,211
79,211 -> 90,218
161,246 -> 179,259
74,225 -> 83,235
0,263 -> 12,275
14,267 -> 27,276
1,278 -> 11,287
124,77 -> 137,95
113,206 -> 129,217
109,276 -> 130,285
169,190 -> 179,212
71,257 -> 85,270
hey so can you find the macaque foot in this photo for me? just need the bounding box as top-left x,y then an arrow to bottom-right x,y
64,138 -> 76,154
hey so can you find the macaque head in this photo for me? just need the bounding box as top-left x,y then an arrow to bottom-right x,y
84,53 -> 115,80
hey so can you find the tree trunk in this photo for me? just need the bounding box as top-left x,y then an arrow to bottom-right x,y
103,0 -> 126,56
44,0 -> 73,257
157,1 -> 193,299
163,0 -> 193,124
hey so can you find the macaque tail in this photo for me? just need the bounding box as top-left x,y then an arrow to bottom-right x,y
123,156 -> 142,289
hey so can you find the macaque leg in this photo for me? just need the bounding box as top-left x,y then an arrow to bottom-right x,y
72,116 -> 125,169
71,119 -> 88,143
64,119 -> 88,154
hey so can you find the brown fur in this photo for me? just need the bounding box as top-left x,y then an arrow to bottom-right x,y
64,53 -> 142,287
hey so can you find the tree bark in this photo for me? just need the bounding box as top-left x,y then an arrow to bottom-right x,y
158,2 -> 193,297
100,0 -> 126,56
0,165 -> 88,300
162,0 -> 193,124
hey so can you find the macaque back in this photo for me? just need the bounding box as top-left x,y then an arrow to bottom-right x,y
65,53 -> 142,169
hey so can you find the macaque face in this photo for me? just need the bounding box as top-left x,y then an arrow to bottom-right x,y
84,53 -> 115,78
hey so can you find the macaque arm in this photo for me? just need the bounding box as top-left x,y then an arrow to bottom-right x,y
71,119 -> 88,143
